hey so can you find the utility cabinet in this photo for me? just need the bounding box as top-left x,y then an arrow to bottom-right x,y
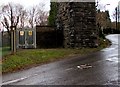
16,28 -> 36,49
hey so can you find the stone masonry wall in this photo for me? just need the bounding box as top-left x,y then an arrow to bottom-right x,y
56,2 -> 98,48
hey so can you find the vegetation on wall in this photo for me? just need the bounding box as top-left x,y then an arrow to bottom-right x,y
48,2 -> 57,26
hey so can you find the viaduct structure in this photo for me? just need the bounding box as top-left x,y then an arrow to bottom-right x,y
56,2 -> 98,48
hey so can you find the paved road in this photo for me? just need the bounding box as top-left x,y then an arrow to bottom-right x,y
1,34 -> 120,85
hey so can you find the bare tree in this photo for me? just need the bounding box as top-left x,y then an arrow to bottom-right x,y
112,7 -> 120,30
35,10 -> 48,26
19,9 -> 27,28
0,2 -> 49,31
112,7 -> 120,21
35,3 -> 48,26
28,3 -> 49,28
27,6 -> 37,28
0,3 -> 24,35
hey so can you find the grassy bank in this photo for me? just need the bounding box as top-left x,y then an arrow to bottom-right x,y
1,47 -> 11,56
2,38 -> 110,74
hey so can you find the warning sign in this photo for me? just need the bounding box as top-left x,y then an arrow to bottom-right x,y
20,31 -> 24,36
28,31 -> 32,36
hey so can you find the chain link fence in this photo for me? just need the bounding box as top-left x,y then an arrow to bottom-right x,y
2,31 -> 11,56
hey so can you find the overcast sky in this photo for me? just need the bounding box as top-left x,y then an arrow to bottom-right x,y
0,0 -> 120,21
98,0 -> 120,21
0,0 -> 50,11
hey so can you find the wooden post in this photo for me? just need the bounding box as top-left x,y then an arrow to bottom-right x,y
11,26 -> 13,54
11,26 -> 16,54
13,27 -> 16,53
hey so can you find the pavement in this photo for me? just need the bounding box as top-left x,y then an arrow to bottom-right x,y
1,34 -> 120,86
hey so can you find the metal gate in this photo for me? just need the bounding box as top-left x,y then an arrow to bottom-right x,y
16,28 -> 36,49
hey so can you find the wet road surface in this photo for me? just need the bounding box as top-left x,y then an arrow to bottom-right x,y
1,34 -> 120,85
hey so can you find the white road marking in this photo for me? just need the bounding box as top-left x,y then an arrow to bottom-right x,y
65,68 -> 73,71
1,73 -> 40,85
1,76 -> 28,85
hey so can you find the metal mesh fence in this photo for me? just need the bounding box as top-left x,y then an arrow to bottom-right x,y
2,31 -> 11,56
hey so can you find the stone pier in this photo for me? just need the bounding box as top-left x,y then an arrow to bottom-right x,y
56,2 -> 98,48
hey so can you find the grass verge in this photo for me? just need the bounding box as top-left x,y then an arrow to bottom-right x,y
1,47 -> 11,56
2,38 -> 110,74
